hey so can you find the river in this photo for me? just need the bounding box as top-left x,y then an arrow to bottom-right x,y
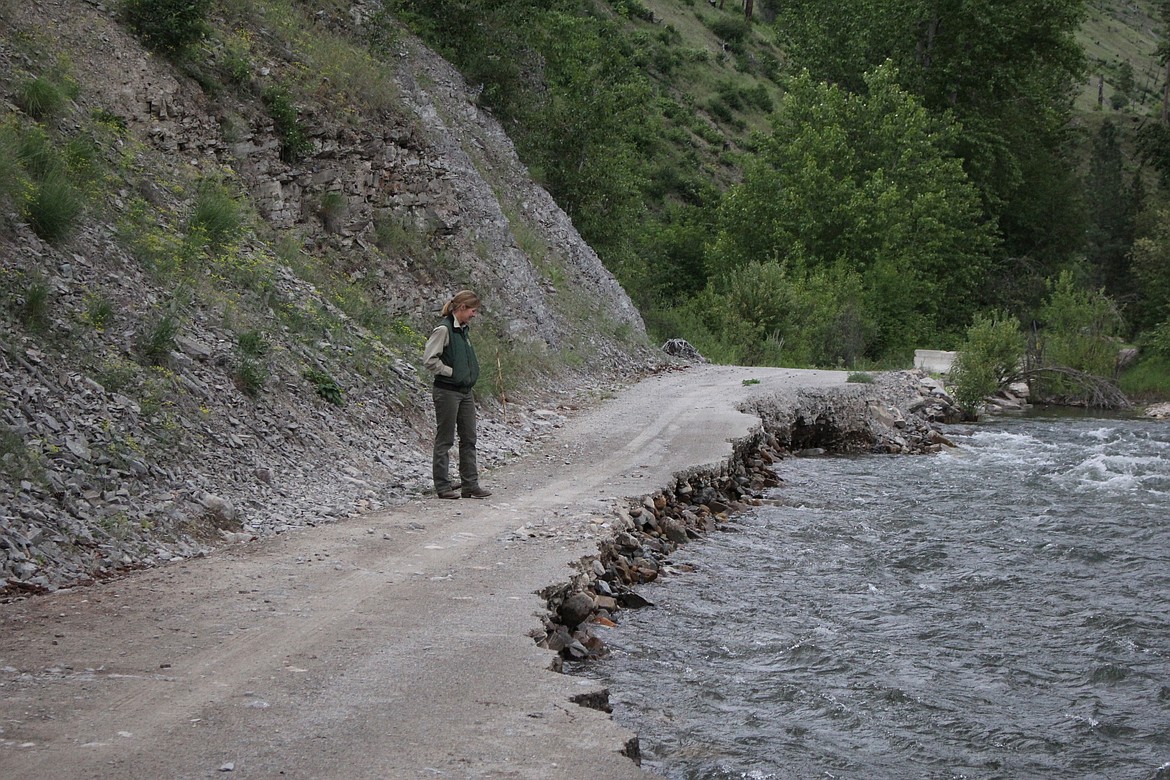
584,413 -> 1170,779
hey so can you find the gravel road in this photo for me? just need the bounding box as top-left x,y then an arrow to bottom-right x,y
0,365 -> 848,779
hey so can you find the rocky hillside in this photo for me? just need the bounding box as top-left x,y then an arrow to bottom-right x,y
0,0 -> 663,596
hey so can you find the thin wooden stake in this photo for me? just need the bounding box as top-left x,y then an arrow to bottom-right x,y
497,350 -> 507,424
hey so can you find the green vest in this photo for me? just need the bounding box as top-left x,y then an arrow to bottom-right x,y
435,315 -> 479,392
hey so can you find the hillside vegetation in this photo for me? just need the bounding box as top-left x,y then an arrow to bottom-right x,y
0,0 -> 657,593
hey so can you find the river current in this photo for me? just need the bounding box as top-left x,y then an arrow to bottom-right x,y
586,413 -> 1170,779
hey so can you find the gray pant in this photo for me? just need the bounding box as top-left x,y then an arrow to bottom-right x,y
432,385 -> 478,492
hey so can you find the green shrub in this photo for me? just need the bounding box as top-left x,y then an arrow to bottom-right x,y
304,367 -> 344,406
223,51 -> 252,87
714,260 -> 871,367
262,85 -> 313,163
950,312 -> 1025,415
91,108 -> 128,132
363,7 -> 402,58
230,327 -> 274,396
317,191 -> 347,233
237,329 -> 269,358
13,124 -> 57,180
5,123 -> 87,243
120,0 -> 211,55
708,96 -> 736,124
611,0 -> 654,21
373,212 -> 427,258
708,16 -> 750,45
62,134 -> 104,184
743,83 -> 774,113
847,371 -> 874,383
234,357 -> 268,397
715,80 -> 745,111
1033,271 -> 1123,401
1138,320 -> 1170,358
95,353 -> 140,393
85,293 -> 115,330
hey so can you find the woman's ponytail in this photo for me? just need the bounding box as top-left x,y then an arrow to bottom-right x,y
441,289 -> 480,317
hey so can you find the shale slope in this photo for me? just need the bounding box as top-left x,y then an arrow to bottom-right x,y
1,0 -> 657,596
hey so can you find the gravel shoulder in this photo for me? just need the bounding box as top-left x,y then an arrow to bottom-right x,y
0,365 -> 848,779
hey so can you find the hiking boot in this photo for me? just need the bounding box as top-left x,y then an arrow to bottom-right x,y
436,489 -> 460,499
461,486 -> 492,499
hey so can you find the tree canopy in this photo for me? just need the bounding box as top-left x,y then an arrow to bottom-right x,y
710,64 -> 997,359
774,0 -> 1089,270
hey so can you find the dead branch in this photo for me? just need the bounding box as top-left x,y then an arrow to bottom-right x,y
1018,365 -> 1131,409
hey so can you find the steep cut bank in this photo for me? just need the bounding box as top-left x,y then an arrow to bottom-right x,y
1,0 -> 657,596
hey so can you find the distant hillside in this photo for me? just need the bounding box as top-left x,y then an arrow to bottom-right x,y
1077,0 -> 1163,114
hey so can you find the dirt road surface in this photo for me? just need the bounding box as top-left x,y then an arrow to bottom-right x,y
0,365 -> 847,779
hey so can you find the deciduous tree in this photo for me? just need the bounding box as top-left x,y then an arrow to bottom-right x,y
773,0 -> 1088,282
710,63 -> 996,360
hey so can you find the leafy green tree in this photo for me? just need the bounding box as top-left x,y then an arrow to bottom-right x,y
383,0 -> 543,126
1138,3 -> 1170,182
1085,119 -> 1140,306
773,0 -> 1088,280
1159,0 -> 1170,124
663,259 -> 868,367
1034,270 -> 1124,397
710,63 -> 996,361
635,202 -> 715,305
517,13 -> 653,270
1116,61 -> 1137,97
120,0 -> 211,55
950,311 -> 1026,416
1129,203 -> 1170,331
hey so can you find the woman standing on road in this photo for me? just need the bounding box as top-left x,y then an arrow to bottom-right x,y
422,290 -> 492,500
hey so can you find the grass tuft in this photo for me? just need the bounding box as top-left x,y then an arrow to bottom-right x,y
85,293 -> 115,330
25,170 -> 84,243
136,311 -> 180,366
19,275 -> 52,332
14,77 -> 69,121
189,178 -> 243,250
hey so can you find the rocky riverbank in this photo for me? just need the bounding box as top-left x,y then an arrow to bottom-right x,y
536,369 -> 962,671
